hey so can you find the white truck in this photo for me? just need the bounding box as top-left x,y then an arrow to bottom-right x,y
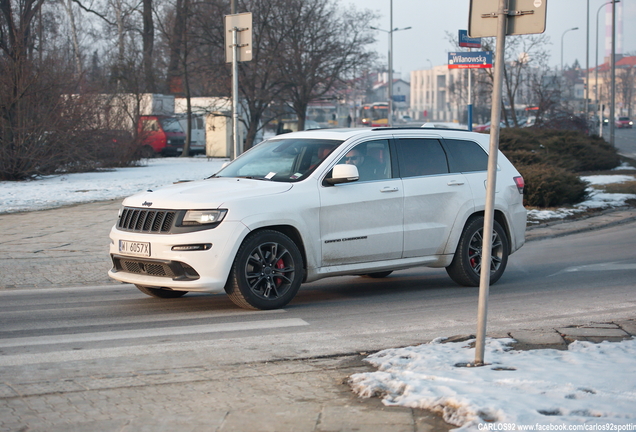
175,97 -> 250,158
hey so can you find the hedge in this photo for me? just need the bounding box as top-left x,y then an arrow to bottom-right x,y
498,128 -> 620,208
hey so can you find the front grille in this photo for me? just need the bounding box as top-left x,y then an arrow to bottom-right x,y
118,208 -> 176,233
112,255 -> 200,281
167,138 -> 185,148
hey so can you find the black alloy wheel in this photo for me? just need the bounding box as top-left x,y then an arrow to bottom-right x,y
225,230 -> 303,310
446,216 -> 509,287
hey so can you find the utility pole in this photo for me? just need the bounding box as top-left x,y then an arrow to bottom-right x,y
610,0 -> 616,146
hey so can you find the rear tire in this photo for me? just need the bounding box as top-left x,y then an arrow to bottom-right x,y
446,216 -> 509,287
225,230 -> 304,310
135,285 -> 188,298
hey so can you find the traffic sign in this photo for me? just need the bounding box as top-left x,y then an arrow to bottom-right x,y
468,0 -> 548,37
448,51 -> 493,69
459,30 -> 481,48
225,13 -> 252,63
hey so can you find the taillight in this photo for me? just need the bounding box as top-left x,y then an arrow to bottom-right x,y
513,176 -> 524,194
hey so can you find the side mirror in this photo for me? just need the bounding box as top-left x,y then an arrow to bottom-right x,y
325,164 -> 359,185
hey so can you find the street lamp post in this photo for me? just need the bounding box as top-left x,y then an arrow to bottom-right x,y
596,1 -> 619,136
561,27 -> 579,72
370,0 -> 410,127
585,0 -> 589,122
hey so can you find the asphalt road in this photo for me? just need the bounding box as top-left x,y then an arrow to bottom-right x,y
1,219 -> 634,384
605,125 -> 636,159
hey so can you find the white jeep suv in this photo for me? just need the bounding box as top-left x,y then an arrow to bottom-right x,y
109,127 -> 526,310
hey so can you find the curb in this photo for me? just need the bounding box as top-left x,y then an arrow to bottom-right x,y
525,207 -> 636,242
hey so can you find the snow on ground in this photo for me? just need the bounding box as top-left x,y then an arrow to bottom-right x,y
0,157 -> 227,213
527,173 -> 636,222
1,157 -> 634,217
350,337 -> 636,431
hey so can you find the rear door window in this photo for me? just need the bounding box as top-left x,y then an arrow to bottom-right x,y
395,138 -> 449,178
443,139 -> 488,173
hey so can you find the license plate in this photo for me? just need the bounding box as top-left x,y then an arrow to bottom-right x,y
119,240 -> 151,257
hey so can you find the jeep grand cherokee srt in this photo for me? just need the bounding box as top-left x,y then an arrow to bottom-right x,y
109,127 -> 526,310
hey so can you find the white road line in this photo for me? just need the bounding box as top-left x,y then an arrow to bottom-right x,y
549,262 -> 636,277
0,330 -> 325,367
0,285 -> 130,296
0,309 -> 286,332
0,318 -> 309,348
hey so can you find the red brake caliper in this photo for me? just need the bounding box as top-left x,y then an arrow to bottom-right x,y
274,259 -> 285,286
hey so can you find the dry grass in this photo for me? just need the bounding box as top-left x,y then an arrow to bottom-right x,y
594,180 -> 636,195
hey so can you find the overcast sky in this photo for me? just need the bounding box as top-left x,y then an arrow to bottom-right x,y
347,0 -> 635,81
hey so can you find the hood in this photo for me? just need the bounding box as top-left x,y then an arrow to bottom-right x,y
122,177 -> 293,209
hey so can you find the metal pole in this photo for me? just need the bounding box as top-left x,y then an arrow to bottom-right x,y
474,0 -> 506,366
561,28 -> 579,72
232,26 -> 240,160
468,55 -> 473,131
585,0 -> 589,124
561,31 -> 564,72
388,0 -> 393,127
609,1 -> 615,146
596,3 -> 602,135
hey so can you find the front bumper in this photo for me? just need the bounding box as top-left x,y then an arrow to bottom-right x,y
108,220 -> 249,292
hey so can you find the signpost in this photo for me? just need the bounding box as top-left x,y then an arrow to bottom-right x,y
467,0 -> 547,366
457,30 -> 483,131
459,29 -> 482,48
448,49 -> 492,131
469,0 -> 548,37
225,12 -> 252,160
448,51 -> 493,69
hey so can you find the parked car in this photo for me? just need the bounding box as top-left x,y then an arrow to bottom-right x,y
615,117 -> 633,129
473,121 -> 506,132
542,113 -> 589,134
109,127 -> 527,310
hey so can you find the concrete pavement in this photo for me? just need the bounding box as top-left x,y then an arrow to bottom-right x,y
1,201 -> 635,431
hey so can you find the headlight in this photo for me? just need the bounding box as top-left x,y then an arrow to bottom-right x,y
182,209 -> 227,225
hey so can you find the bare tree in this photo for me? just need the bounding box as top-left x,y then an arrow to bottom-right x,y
61,0 -> 83,76
445,32 -> 553,127
276,0 -> 376,130
190,0 -> 294,150
142,0 -> 156,92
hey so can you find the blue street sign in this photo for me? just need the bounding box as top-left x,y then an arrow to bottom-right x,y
459,30 -> 481,48
448,51 -> 493,69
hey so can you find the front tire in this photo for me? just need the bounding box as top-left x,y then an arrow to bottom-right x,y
446,216 -> 509,287
225,230 -> 304,310
135,285 -> 188,298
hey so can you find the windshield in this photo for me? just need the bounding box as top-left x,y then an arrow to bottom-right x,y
214,138 -> 342,182
160,117 -> 184,133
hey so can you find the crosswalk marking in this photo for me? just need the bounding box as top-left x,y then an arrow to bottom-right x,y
0,318 -> 309,349
0,309 -> 285,332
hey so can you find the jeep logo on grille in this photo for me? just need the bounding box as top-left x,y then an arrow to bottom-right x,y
142,201 -> 153,207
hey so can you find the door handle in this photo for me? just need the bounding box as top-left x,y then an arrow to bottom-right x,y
380,186 -> 399,193
447,180 -> 465,186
